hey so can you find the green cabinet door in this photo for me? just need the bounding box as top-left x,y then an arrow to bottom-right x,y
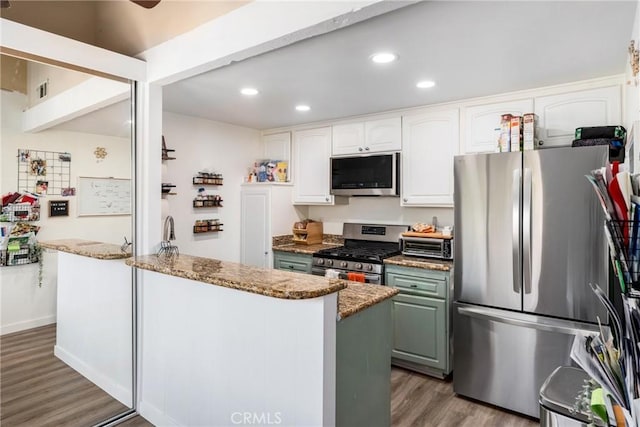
273,251 -> 313,274
391,293 -> 447,371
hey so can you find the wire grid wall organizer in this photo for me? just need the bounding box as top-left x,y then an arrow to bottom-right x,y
17,149 -> 71,196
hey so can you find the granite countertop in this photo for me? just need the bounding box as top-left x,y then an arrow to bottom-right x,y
384,255 -> 453,271
337,282 -> 398,321
272,242 -> 341,255
40,239 -> 131,260
127,253 -> 349,300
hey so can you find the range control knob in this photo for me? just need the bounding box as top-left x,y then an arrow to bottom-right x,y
340,261 -> 348,268
355,263 -> 363,269
366,265 -> 373,271
317,259 -> 324,265
327,260 -> 333,266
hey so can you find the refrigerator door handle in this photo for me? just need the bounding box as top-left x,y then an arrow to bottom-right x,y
512,169 -> 521,293
523,168 -> 532,294
457,305 -> 600,335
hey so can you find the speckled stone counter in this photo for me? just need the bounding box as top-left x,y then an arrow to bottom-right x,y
337,282 -> 398,320
272,242 -> 341,255
384,255 -> 453,271
127,253 -> 348,299
40,239 -> 131,260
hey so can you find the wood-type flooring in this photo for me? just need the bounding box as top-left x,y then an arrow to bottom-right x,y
1,324 -> 538,427
1,324 -> 130,427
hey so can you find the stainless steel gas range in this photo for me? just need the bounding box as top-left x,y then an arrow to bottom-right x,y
311,223 -> 409,284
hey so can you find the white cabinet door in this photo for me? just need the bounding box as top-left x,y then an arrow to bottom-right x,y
463,98 -> 534,153
293,127 -> 334,205
401,109 -> 459,206
534,85 -> 621,148
263,132 -> 291,162
332,123 -> 365,156
365,117 -> 402,152
240,187 -> 271,268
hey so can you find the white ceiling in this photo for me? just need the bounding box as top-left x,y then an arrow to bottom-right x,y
162,1 -> 638,130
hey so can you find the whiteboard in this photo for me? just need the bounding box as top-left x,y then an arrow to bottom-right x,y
77,177 -> 132,216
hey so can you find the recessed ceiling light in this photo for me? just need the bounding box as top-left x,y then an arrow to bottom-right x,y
295,105 -> 311,112
416,80 -> 436,89
240,87 -> 259,96
371,52 -> 397,64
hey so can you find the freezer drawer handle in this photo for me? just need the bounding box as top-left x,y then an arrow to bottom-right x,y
457,305 -> 600,335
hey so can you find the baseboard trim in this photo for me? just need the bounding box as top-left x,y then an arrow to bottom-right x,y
139,401 -> 180,426
54,345 -> 132,406
1,315 -> 56,336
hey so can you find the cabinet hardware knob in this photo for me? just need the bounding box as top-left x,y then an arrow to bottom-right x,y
403,198 -> 408,202
358,147 -> 363,152
365,146 -> 370,151
410,284 -> 418,288
264,252 -> 268,255
325,197 -> 330,202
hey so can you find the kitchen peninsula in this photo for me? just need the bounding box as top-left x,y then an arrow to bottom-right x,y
127,252 -> 397,427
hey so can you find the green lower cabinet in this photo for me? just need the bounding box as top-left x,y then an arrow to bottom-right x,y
336,300 -> 391,427
273,251 -> 313,274
385,264 -> 451,378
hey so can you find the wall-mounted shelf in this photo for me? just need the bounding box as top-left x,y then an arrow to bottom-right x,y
162,137 -> 176,160
193,220 -> 223,233
193,174 -> 223,185
193,197 -> 223,208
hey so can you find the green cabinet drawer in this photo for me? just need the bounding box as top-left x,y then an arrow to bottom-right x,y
391,293 -> 447,371
273,251 -> 312,274
385,266 -> 447,298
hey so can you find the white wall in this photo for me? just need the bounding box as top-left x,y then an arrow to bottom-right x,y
626,0 -> 640,173
27,62 -> 90,108
1,90 -> 132,244
162,112 -> 262,262
309,199 -> 453,235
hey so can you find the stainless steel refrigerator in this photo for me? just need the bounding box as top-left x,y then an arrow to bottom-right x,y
453,145 -> 608,418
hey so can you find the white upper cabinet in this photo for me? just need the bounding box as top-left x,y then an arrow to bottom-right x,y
534,85 -> 621,148
401,108 -> 459,207
292,127 -> 334,205
263,132 -> 291,163
463,99 -> 534,154
332,117 -> 401,155
364,117 -> 402,152
332,123 -> 365,155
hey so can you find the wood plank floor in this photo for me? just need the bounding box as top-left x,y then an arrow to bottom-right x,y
1,324 -> 130,427
2,324 -> 537,427
390,368 -> 538,427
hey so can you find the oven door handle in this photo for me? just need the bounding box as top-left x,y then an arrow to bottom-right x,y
338,272 -> 380,281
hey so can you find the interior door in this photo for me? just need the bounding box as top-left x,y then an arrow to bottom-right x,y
454,152 -> 522,311
240,187 -> 270,268
523,146 -> 608,322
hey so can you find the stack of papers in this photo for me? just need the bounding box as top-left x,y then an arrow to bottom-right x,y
583,162 -> 640,426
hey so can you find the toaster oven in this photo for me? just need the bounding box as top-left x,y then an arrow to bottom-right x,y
400,236 -> 453,260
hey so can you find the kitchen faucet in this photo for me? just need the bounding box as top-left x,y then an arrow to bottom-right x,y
157,215 -> 179,257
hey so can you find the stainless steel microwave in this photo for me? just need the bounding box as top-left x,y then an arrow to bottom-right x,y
330,152 -> 400,196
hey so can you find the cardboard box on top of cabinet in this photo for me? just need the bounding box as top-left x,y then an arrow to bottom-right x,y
523,113 -> 538,151
510,116 -> 523,152
500,114 -> 512,152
